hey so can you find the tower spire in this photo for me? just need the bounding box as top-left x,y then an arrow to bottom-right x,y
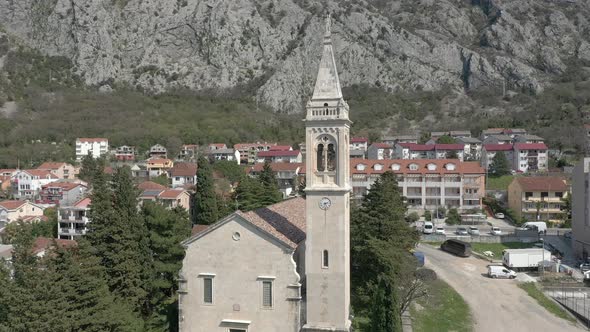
311,13 -> 342,101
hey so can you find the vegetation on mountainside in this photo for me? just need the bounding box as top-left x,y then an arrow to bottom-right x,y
1,31 -> 590,168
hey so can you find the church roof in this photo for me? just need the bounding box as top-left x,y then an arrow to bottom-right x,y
311,15 -> 342,101
182,197 -> 306,250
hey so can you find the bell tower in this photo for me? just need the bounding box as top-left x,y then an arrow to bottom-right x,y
302,14 -> 351,332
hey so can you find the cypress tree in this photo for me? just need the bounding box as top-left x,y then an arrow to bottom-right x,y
234,176 -> 265,211
194,156 -> 218,225
142,203 -> 191,331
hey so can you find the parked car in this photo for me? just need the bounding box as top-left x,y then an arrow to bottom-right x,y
494,212 -> 505,219
488,265 -> 517,279
491,227 -> 502,236
435,227 -> 445,235
423,222 -> 434,234
522,222 -> 547,235
456,227 -> 468,235
468,226 -> 480,235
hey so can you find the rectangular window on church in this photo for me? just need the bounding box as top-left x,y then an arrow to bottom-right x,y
203,277 -> 213,304
262,280 -> 273,308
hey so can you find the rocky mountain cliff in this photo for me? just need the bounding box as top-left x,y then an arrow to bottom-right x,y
1,0 -> 589,113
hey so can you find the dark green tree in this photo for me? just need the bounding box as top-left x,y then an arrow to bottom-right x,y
423,210 -> 432,221
194,156 -> 218,225
87,166 -> 151,314
489,151 -> 511,176
445,208 -> 461,225
142,203 -> 191,331
234,176 -> 265,212
437,135 -> 456,144
258,161 -> 282,206
78,153 -> 98,183
212,160 -> 245,184
351,171 -> 420,329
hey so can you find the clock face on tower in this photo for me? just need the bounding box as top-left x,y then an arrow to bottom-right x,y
319,197 -> 332,210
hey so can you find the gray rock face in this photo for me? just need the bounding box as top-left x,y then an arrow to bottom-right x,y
0,0 -> 589,113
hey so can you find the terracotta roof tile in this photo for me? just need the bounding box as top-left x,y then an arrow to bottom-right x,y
169,162 -> 197,176
138,181 -> 168,190
351,137 -> 368,143
158,189 -> 187,199
37,162 -> 67,170
237,197 -> 306,248
23,169 -> 58,178
73,197 -> 92,208
191,224 -> 209,236
268,145 -> 293,151
483,144 -> 513,151
42,181 -> 85,191
0,200 -> 27,210
514,143 -> 548,150
514,176 -> 567,191
350,159 -> 484,175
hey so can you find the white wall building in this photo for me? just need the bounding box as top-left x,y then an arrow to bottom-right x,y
13,169 -> 58,199
75,138 -> 109,161
58,198 -> 91,240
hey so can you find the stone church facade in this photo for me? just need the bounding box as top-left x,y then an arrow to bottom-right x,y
179,15 -> 351,332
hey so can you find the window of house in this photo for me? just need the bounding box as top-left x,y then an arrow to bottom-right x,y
409,163 -> 419,171
525,192 -> 533,199
541,192 -> 549,198
391,163 -> 401,171
262,280 -> 273,308
229,329 -> 247,332
323,250 -> 329,268
555,192 -> 563,198
203,277 -> 213,304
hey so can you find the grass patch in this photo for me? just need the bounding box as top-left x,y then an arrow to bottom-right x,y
487,175 -> 514,190
411,278 -> 473,332
470,242 -> 537,259
518,282 -> 576,323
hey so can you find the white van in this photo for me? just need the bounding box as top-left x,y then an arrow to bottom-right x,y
522,222 -> 547,234
423,222 -> 434,234
488,265 -> 517,279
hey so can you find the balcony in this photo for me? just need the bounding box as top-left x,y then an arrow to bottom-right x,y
463,193 -> 480,200
524,197 -> 563,203
444,192 -> 461,197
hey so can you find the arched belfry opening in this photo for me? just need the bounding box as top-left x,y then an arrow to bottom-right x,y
316,135 -> 337,173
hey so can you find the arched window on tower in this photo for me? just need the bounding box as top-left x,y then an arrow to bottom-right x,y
327,143 -> 336,171
317,144 -> 325,172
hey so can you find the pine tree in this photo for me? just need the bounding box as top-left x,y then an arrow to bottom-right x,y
142,203 -> 191,331
351,171 -> 419,330
490,151 -> 511,176
78,153 -> 97,183
194,156 -> 218,225
87,166 -> 151,313
258,161 -> 282,206
234,176 -> 265,211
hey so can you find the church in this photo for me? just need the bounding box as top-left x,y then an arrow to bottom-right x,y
179,15 -> 352,332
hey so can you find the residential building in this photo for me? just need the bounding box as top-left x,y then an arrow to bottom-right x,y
507,177 -> 567,223
208,143 -> 227,151
169,162 -> 197,189
433,144 -> 465,161
382,135 -> 419,145
38,181 -> 87,206
256,150 -> 302,164
573,158 -> 590,258
456,137 -> 482,161
481,144 -> 514,171
32,237 -> 77,257
514,135 -> 545,144
0,200 -> 45,228
234,142 -> 278,164
149,144 -> 168,159
269,145 -> 293,151
247,163 -> 304,198
179,144 -> 199,160
483,134 -> 513,145
513,143 -> 548,173
209,148 -> 240,163
37,162 -> 78,179
75,138 -> 108,161
130,164 -> 149,180
351,159 -> 485,212
430,130 -> 472,139
115,145 -> 136,161
140,189 -> 191,211
58,198 -> 91,240
395,143 -> 434,160
13,169 -> 58,199
350,137 -> 368,159
146,158 -> 174,178
368,143 -> 395,160
481,128 -> 527,140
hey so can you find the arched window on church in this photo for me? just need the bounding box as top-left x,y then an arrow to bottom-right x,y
317,144 -> 325,172
327,143 -> 336,171
322,250 -> 329,268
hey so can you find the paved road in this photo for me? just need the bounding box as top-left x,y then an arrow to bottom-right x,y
418,244 -> 583,332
